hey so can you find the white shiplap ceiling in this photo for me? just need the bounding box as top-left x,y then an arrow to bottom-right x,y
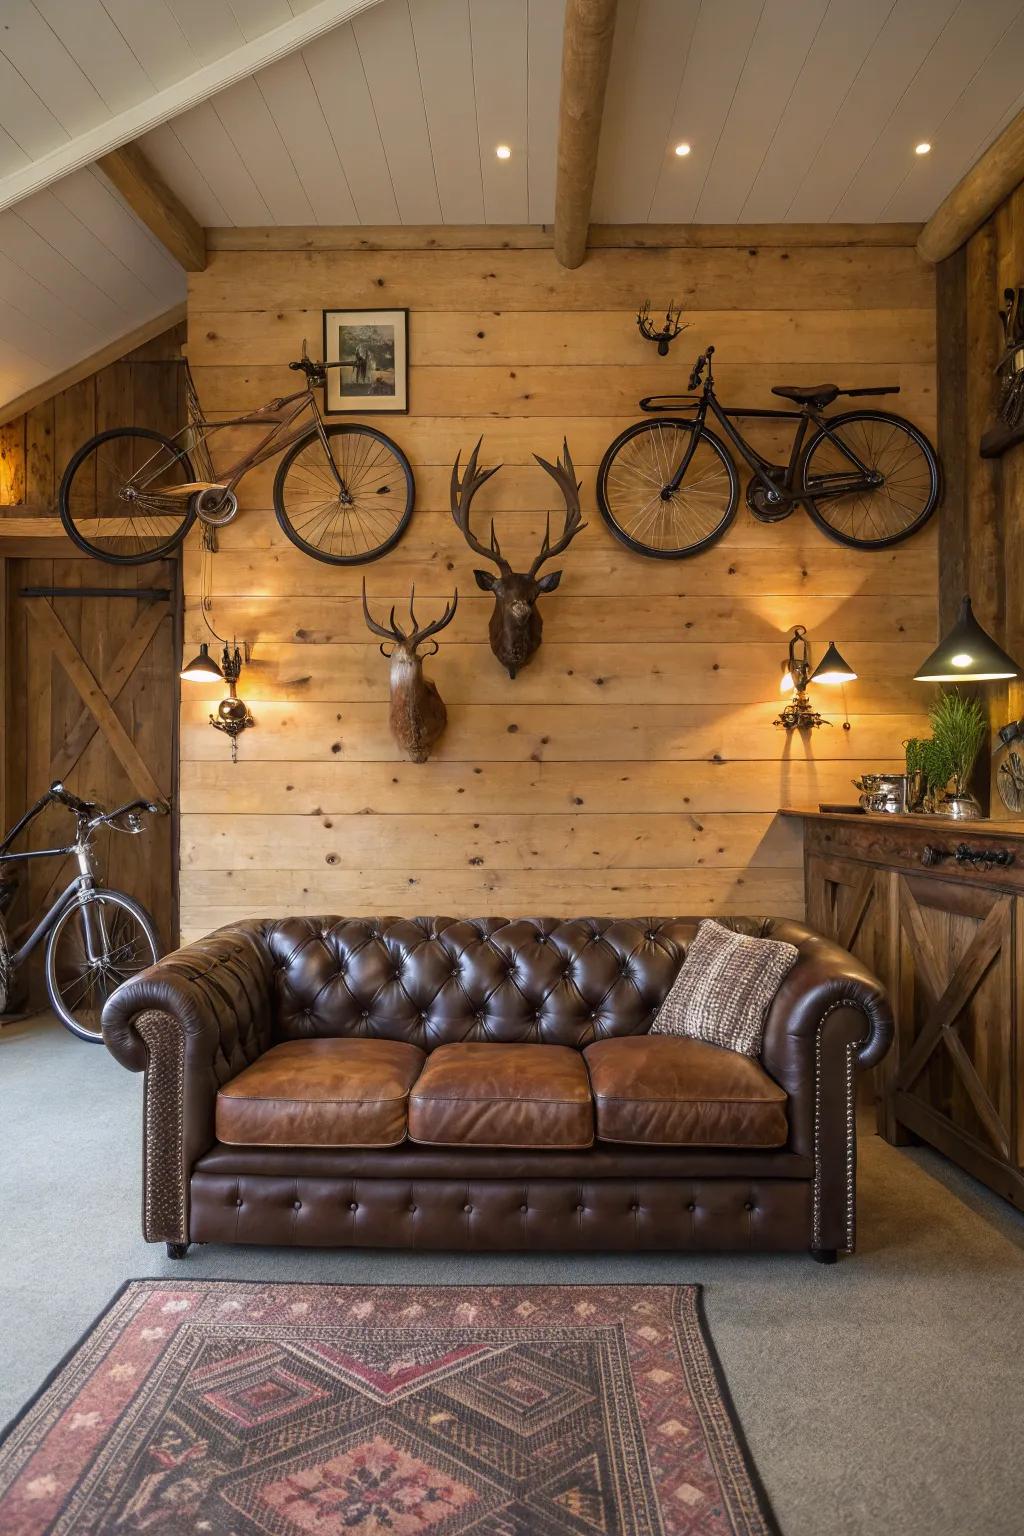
1,0 -> 1023,416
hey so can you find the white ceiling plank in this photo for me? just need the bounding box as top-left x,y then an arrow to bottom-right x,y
526,0 -> 563,224
0,301 -> 74,371
593,0 -> 700,224
694,0 -> 831,224
15,182 -> 158,312
834,0 -> 1024,221
302,24 -> 400,224
165,0 -> 245,65
98,0 -> 198,89
228,1 -> 295,39
171,102 -> 275,225
881,23 -> 1024,221
33,0 -> 154,115
0,247 -> 106,355
52,168 -> 184,299
139,124 -> 232,226
0,0 -> 387,214
0,207 -> 126,331
469,0 -> 529,223
352,0 -> 443,223
0,55 -> 68,163
0,125 -> 30,180
0,1 -> 109,136
647,0 -> 763,224
740,0 -> 893,222
255,52 -> 359,224
785,0 -> 960,221
409,0 -> 485,225
0,337 -> 50,404
213,77 -> 316,224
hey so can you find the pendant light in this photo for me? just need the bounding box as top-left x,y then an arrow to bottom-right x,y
913,596 -> 1021,682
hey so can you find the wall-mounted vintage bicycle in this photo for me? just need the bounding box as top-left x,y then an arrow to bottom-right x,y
0,782 -> 164,1041
58,343 -> 415,567
596,345 -> 940,558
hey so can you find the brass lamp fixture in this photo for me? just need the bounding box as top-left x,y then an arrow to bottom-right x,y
180,638 -> 254,761
774,625 -> 857,730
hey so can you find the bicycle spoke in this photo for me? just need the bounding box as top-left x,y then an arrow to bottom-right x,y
803,414 -> 934,546
278,429 -> 411,562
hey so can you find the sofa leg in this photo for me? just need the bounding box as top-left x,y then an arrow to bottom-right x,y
811,1247 -> 838,1265
165,1241 -> 191,1260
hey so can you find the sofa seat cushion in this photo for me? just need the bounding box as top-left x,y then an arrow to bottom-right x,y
216,1038 -> 425,1148
584,1035 -> 788,1147
408,1042 -> 594,1148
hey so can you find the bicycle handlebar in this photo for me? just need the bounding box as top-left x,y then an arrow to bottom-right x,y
688,346 -> 714,392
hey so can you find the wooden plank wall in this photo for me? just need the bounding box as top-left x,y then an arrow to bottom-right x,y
937,178 -> 1024,812
0,325 -> 185,981
181,232 -> 937,939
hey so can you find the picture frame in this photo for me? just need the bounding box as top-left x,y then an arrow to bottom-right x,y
322,308 -> 409,414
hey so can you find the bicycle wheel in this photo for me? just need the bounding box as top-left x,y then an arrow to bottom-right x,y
59,428 -> 196,565
45,890 -> 159,1042
801,411 -> 939,549
597,419 -> 738,558
274,424 -> 415,565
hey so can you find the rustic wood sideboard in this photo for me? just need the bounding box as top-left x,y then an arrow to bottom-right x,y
782,809 -> 1024,1212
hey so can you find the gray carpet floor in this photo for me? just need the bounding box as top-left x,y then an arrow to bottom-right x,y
2,1013 -> 1022,1536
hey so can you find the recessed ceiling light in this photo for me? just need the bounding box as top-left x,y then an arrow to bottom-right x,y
495,144 -> 511,160
674,142 -> 691,157
915,141 -> 931,155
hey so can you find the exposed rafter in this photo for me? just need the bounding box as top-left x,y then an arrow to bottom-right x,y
918,105 -> 1024,264
99,143 -> 205,272
0,0 -> 383,215
553,0 -> 619,270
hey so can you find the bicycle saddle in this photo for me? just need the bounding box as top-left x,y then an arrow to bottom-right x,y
772,384 -> 839,407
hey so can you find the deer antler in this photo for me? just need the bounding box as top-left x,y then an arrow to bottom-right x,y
407,584 -> 459,653
528,439 -> 587,577
450,438 -> 509,575
361,581 -> 408,649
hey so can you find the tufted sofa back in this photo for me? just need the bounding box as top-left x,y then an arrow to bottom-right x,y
262,915 -> 764,1051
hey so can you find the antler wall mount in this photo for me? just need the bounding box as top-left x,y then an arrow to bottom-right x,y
450,437 -> 587,678
362,582 -> 458,763
636,299 -> 687,356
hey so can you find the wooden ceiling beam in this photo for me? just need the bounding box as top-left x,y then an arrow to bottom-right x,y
918,105 -> 1024,263
98,142 -> 206,272
553,0 -> 619,271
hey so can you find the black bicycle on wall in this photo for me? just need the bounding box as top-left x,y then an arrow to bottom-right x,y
596,345 -> 940,558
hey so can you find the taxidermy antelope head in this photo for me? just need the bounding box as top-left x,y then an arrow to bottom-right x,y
362,583 -> 458,763
450,437 -> 586,678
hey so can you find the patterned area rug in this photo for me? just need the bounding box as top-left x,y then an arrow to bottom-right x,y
0,1281 -> 778,1535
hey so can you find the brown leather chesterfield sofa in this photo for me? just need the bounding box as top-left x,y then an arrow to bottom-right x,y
101,915 -> 892,1265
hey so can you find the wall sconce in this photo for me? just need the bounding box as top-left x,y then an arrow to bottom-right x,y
774,625 -> 856,730
180,639 -> 254,761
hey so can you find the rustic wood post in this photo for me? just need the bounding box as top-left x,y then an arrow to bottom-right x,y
553,0 -> 618,271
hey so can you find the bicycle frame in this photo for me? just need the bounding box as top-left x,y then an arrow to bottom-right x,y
660,369 -> 878,511
0,839 -> 106,971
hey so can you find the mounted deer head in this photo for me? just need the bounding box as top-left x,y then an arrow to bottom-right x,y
450,437 -> 586,678
362,582 -> 458,763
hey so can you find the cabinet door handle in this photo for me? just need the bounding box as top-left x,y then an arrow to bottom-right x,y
921,843 -> 1015,869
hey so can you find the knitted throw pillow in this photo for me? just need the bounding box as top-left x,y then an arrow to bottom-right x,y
650,920 -> 799,1057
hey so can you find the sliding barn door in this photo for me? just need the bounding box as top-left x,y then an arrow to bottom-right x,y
3,558 -> 180,1002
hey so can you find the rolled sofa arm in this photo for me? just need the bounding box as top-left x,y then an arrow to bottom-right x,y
751,918 -> 894,1255
101,921 -> 276,1244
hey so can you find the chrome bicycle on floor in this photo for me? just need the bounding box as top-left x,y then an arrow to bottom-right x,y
0,782 -> 163,1042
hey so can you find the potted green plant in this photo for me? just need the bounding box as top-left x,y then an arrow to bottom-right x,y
926,690 -> 988,820
903,737 -> 927,811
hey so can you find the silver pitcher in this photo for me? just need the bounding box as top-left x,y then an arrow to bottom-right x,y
852,774 -> 909,814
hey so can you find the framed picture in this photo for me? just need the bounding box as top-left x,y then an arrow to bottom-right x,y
322,308 -> 408,413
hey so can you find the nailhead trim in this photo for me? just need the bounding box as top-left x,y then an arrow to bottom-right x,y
812,1002 -> 860,1253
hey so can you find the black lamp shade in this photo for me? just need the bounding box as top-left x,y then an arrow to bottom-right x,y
914,596 -> 1021,682
180,641 -> 224,683
810,641 -> 857,685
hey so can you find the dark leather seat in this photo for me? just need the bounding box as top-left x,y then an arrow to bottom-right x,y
102,914 -> 895,1259
409,1041 -> 594,1148
772,383 -> 839,407
585,1035 -> 787,1147
216,1038 -> 425,1147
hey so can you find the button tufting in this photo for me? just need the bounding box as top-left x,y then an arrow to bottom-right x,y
520,1204 -> 528,1213
235,1198 -> 243,1208
349,1202 -> 358,1212
743,1201 -> 754,1211
463,1203 -> 473,1213
687,1202 -> 696,1213
293,1201 -> 302,1210
409,1205 -> 417,1214
630,1202 -> 639,1212
576,1204 -> 584,1213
